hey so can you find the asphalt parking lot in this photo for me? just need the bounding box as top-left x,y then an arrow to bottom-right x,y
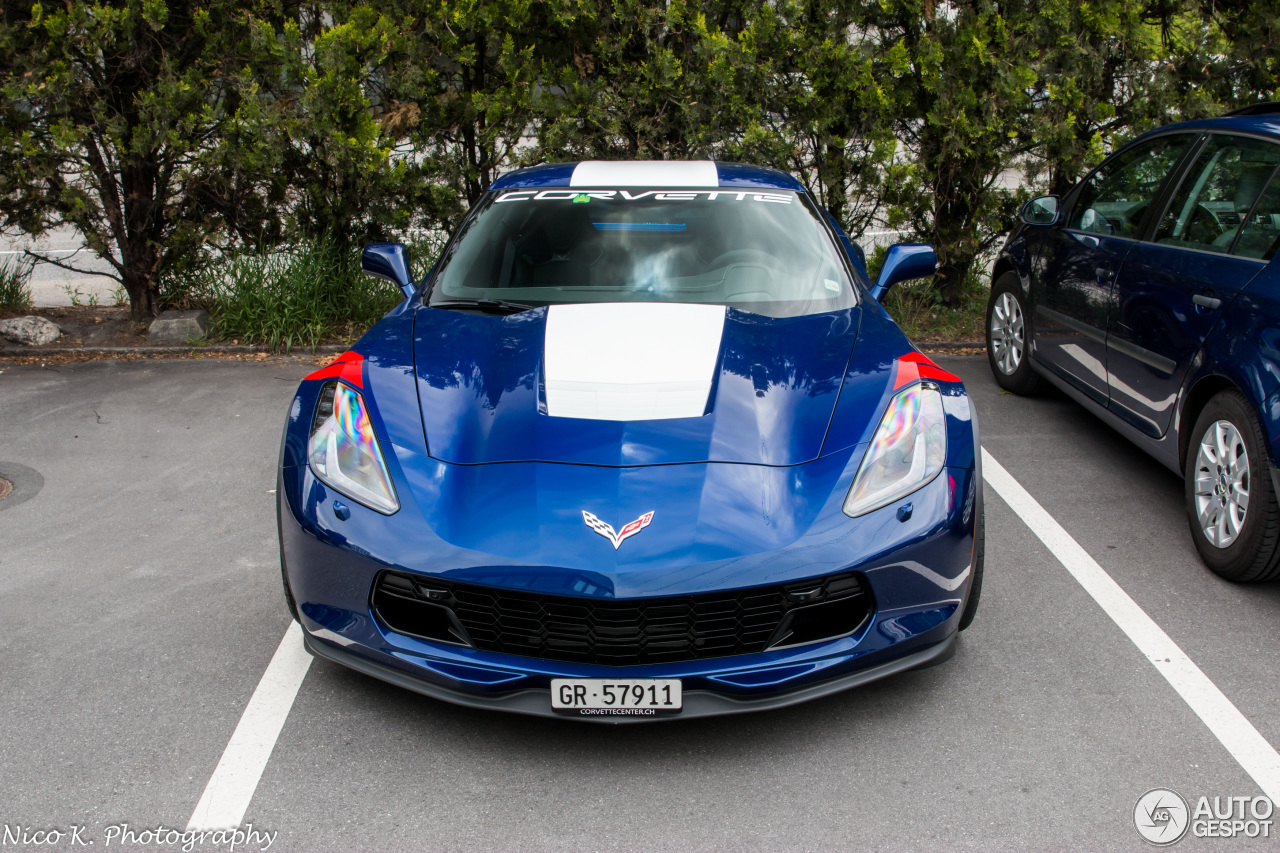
2,354 -> 1279,851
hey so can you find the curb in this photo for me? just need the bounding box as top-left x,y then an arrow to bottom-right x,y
0,344 -> 349,357
917,341 -> 985,350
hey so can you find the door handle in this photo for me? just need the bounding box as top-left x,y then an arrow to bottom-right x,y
1095,266 -> 1114,282
1193,293 -> 1222,310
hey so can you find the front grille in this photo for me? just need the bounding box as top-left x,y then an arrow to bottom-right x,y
372,570 -> 873,666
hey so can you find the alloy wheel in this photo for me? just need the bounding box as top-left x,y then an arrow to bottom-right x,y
1193,419 -> 1250,548
990,292 -> 1025,376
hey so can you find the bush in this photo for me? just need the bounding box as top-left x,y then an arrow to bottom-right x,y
171,240 -> 404,352
880,272 -> 989,342
0,257 -> 32,313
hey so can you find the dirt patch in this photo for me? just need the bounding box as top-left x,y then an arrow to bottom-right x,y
0,304 -> 364,352
0,305 -> 148,348
0,477 -> 11,502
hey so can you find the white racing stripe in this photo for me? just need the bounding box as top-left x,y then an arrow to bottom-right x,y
187,622 -> 313,830
544,302 -> 726,421
982,448 -> 1280,801
570,160 -> 718,187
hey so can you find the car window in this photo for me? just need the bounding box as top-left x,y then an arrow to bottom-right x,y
1067,134 -> 1196,238
429,188 -> 856,318
1232,168 -> 1280,261
1153,135 -> 1280,255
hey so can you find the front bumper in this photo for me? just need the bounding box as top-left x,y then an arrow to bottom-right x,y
303,628 -> 957,723
281,451 -> 977,721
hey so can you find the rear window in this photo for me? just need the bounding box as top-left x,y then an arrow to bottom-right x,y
1233,170 -> 1280,261
1153,135 -> 1280,255
428,188 -> 856,317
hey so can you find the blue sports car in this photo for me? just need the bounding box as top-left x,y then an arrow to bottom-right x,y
278,160 -> 982,721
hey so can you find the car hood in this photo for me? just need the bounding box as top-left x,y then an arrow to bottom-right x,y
412,302 -> 862,466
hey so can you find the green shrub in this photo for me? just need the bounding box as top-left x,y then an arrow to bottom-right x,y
880,271 -> 990,343
864,242 -> 989,342
172,240 -> 404,352
0,257 -> 32,312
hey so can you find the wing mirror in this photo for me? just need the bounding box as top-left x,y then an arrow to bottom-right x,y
361,242 -> 416,299
871,243 -> 936,302
1020,195 -> 1060,226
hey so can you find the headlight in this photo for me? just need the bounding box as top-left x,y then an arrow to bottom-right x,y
843,382 -> 946,517
308,382 -> 399,514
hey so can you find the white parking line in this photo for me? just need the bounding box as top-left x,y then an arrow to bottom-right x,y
982,448 -> 1280,801
187,622 -> 312,831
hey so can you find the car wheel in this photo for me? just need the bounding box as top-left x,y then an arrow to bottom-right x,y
958,497 -> 984,631
986,271 -> 1043,395
1185,390 -> 1280,582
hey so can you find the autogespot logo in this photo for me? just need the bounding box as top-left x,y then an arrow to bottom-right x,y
1135,789 -> 1190,846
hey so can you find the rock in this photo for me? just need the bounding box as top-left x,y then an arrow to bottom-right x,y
0,315 -> 61,346
147,309 -> 212,344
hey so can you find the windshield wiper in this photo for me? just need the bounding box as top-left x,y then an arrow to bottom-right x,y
429,298 -> 537,315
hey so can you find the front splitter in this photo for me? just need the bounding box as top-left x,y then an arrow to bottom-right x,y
302,630 -> 958,723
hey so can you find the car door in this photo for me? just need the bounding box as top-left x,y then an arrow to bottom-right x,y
1031,133 -> 1199,404
1106,134 -> 1280,437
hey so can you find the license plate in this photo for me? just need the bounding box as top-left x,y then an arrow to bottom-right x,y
551,678 -> 682,717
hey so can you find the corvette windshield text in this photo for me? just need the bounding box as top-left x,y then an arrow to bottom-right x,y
496,189 -> 792,204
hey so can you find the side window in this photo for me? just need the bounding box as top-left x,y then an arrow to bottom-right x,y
1153,135 -> 1280,255
1068,134 -> 1195,238
1232,170 -> 1280,261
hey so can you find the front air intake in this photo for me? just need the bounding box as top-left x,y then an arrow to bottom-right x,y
372,570 -> 874,666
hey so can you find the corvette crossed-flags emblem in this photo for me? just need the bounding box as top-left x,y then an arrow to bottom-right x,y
581,510 -> 655,550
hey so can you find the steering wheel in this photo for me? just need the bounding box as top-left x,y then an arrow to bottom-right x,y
1182,203 -> 1225,245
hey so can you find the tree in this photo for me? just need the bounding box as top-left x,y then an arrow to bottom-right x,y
725,0 -> 896,239
1176,0 -> 1280,110
331,0 -> 557,218
0,1 -> 272,320
267,3 -> 426,247
534,1 -> 768,162
1024,0 -> 1221,198
864,0 -> 1037,306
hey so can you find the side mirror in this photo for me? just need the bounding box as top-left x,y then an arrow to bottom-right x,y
1020,195 -> 1060,226
871,243 -> 936,302
361,242 -> 416,299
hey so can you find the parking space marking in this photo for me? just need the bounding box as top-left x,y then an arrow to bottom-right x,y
187,622 -> 312,831
983,448 -> 1280,801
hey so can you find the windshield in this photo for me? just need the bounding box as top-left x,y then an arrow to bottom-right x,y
428,188 -> 857,317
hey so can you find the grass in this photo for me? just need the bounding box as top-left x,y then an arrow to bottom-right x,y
170,240 -> 406,352
879,273 -> 989,343
0,257 -> 32,313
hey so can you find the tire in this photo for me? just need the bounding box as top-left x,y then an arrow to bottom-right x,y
958,493 -> 984,631
986,271 -> 1044,395
1185,390 -> 1280,582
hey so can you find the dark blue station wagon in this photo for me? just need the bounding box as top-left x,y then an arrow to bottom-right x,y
986,104 -> 1280,582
